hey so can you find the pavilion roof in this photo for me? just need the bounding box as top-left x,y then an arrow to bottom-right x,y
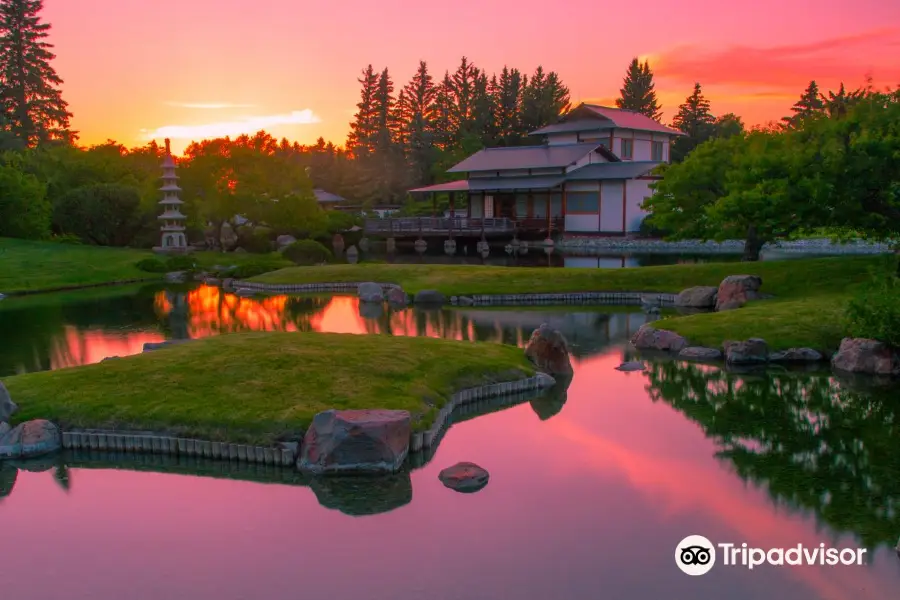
447,142 -> 607,173
529,104 -> 685,137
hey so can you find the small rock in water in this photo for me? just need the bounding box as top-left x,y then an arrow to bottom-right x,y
679,347 -> 723,361
615,361 -> 646,372
439,462 -> 490,493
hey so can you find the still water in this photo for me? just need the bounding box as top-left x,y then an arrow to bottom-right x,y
1,284 -> 899,599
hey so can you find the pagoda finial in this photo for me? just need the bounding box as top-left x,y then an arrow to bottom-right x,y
164,138 -> 171,155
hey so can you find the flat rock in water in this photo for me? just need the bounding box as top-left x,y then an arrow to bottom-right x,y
679,347 -> 723,361
615,361 -> 646,372
525,324 -> 574,376
439,462 -> 490,493
630,324 -> 688,352
0,419 -> 61,459
298,409 -> 411,475
769,348 -> 824,362
723,338 -> 769,364
0,381 -> 18,422
358,282 -> 384,303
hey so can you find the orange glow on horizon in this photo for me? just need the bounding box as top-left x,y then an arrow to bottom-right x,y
39,1 -> 899,153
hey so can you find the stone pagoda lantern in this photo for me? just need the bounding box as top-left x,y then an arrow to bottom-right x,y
153,138 -> 191,254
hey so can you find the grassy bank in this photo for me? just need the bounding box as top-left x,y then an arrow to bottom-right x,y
250,256 -> 888,351
2,331 -> 534,444
0,238 -> 292,294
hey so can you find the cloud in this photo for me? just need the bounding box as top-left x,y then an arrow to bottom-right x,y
140,110 -> 322,140
165,102 -> 257,109
653,26 -> 900,90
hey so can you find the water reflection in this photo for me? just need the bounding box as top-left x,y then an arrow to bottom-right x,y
0,284 -> 655,375
644,358 -> 900,551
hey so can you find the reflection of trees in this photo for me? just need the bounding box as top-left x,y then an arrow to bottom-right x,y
645,359 -> 900,549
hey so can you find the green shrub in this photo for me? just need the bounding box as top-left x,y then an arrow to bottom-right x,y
135,258 -> 168,273
637,216 -> 670,239
282,239 -> 332,265
53,183 -> 142,246
164,255 -> 196,271
845,262 -> 900,347
229,261 -> 285,278
237,227 -> 274,254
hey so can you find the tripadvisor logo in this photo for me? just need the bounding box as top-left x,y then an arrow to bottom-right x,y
675,535 -> 867,575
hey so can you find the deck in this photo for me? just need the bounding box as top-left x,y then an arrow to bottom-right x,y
363,217 -> 562,238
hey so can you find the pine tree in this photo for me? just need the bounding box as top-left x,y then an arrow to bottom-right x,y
397,61 -> 437,184
370,67 -> 405,203
820,82 -> 866,119
471,70 -> 497,146
493,66 -> 524,146
671,83 -> 716,162
781,80 -> 825,128
346,65 -> 379,156
615,58 -> 662,121
0,0 -> 72,145
520,66 -> 570,135
448,56 -> 478,142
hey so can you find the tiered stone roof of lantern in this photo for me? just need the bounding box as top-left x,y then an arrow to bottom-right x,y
158,138 -> 186,231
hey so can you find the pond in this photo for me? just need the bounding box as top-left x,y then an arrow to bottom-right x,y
1,284 -> 899,599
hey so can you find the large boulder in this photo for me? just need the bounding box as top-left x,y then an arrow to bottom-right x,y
0,382 -> 18,423
716,275 -> 763,311
438,462 -> 490,493
0,419 -> 61,459
525,324 -> 574,376
414,290 -> 446,305
723,338 -> 769,364
219,222 -> 238,250
630,324 -> 688,352
831,338 -> 900,376
298,409 -> 411,474
679,346 -> 723,361
674,286 -> 718,309
358,282 -> 384,303
770,348 -> 824,362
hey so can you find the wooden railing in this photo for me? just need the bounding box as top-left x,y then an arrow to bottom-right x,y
364,217 -> 516,235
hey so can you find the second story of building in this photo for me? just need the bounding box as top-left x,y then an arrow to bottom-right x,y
528,103 -> 684,163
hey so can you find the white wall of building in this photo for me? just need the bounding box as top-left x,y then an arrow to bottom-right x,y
564,213 -> 599,232
600,181 -> 625,231
625,179 -> 654,231
610,129 -> 671,162
545,132 -> 579,146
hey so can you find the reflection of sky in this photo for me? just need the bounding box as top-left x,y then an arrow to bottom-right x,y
1,350 -> 896,600
17,286 -> 652,373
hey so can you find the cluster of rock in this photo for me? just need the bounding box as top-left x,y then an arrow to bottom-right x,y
674,274 -> 766,312
630,324 -> 899,376
0,382 -> 61,460
556,236 -> 893,255
357,282 -> 446,308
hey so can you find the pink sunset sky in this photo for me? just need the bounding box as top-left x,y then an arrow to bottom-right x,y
44,0 -> 900,154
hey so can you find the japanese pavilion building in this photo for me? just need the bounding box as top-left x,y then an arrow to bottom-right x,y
408,103 -> 684,237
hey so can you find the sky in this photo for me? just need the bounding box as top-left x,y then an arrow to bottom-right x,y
43,0 -> 900,154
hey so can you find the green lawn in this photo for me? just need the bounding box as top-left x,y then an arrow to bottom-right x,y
2,331 -> 534,444
251,256 -> 890,351
0,238 -> 292,294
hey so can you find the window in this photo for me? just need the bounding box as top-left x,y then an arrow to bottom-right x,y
566,192 -> 599,213
652,141 -> 664,161
620,138 -> 634,160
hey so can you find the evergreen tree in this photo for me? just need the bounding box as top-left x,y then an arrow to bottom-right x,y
397,61 -> 437,184
615,58 -> 662,121
472,70 -> 497,146
820,82 -> 866,119
431,72 -> 455,150
493,66 -> 524,146
713,113 -> 745,139
346,65 -> 379,156
0,0 -> 72,145
448,56 -> 478,142
671,83 -> 716,162
781,80 -> 825,128
520,66 -> 570,134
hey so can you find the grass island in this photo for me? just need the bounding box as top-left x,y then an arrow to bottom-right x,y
2,331 -> 535,445
249,255 -> 886,351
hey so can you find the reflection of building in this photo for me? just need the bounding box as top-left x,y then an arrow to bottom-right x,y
153,138 -> 190,254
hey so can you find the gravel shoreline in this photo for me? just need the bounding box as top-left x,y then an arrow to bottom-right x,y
556,237 -> 895,255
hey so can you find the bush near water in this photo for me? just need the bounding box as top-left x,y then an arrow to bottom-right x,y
282,240 -> 333,265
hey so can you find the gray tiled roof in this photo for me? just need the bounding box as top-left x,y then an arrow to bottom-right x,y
313,188 -> 346,203
529,119 -> 616,136
469,176 -> 565,191
564,161 -> 661,180
409,180 -> 469,193
447,142 -> 599,173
